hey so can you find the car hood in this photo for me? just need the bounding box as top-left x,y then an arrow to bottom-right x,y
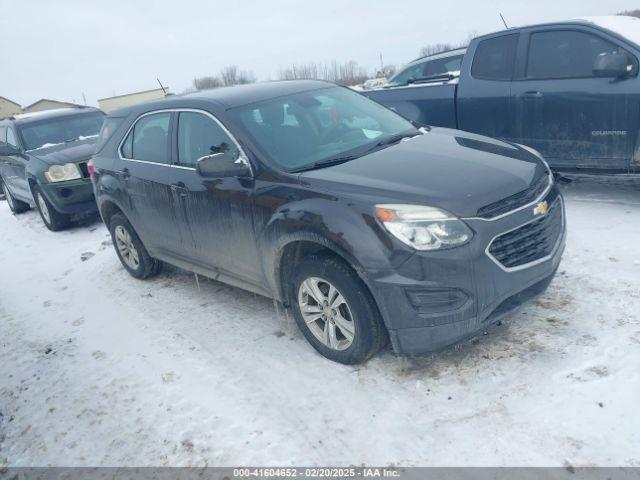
28,138 -> 97,165
298,127 -> 549,218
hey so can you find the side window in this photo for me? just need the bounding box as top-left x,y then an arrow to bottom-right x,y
177,112 -> 238,167
121,112 -> 171,163
6,128 -> 18,147
0,126 -> 6,143
527,30 -> 631,79
390,62 -> 426,85
471,34 -> 519,80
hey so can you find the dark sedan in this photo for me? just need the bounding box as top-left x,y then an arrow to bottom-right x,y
91,80 -> 565,364
0,107 -> 104,230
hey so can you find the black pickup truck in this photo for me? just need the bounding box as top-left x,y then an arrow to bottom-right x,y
363,16 -> 640,173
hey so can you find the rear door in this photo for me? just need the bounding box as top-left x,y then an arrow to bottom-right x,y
117,111 -> 184,255
510,26 -> 640,171
457,33 -> 520,139
167,109 -> 260,284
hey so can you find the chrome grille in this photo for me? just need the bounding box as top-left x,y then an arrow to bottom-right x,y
487,199 -> 563,270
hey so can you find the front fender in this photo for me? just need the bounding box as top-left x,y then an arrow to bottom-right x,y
257,195 -> 414,301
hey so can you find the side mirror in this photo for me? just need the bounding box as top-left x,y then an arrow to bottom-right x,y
0,143 -> 22,157
196,152 -> 251,178
593,52 -> 630,78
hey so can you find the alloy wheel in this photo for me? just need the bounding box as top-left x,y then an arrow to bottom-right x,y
36,192 -> 51,225
297,276 -> 355,350
114,225 -> 140,270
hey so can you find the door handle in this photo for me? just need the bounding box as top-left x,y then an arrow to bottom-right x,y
521,91 -> 543,99
118,167 -> 130,180
170,181 -> 188,197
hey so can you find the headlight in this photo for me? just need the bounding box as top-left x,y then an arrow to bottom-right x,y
44,163 -> 81,182
375,204 -> 473,251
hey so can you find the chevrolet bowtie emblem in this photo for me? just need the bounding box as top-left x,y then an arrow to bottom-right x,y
533,201 -> 549,216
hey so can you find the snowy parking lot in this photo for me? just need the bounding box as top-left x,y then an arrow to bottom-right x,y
0,176 -> 639,467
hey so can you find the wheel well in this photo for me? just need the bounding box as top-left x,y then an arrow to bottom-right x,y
278,241 -> 365,306
100,201 -> 123,227
27,178 -> 37,193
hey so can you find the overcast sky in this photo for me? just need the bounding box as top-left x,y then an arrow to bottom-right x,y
1,0 -> 638,107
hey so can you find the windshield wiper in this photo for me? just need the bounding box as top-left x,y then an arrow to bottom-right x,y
291,155 -> 360,173
362,131 -> 420,155
291,131 -> 421,173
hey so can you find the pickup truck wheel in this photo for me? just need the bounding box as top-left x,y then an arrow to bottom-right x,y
109,212 -> 162,279
2,179 -> 30,214
33,186 -> 70,231
290,254 -> 387,364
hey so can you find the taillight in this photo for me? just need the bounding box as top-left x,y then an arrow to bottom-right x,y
87,159 -> 95,179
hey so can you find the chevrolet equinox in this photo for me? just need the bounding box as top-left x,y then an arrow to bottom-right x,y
90,80 -> 566,364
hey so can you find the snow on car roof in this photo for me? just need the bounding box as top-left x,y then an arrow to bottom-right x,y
578,15 -> 640,47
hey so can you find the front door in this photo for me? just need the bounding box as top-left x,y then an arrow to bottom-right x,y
510,28 -> 640,171
168,110 -> 260,284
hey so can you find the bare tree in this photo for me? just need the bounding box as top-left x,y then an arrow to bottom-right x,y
193,76 -> 223,90
419,43 -> 454,57
618,9 -> 640,18
220,65 -> 256,86
419,31 -> 477,57
278,60 -> 369,86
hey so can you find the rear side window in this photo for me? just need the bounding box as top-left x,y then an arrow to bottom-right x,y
0,126 -> 6,143
95,116 -> 124,153
177,112 -> 238,167
527,30 -> 630,79
121,112 -> 171,163
471,34 -> 519,80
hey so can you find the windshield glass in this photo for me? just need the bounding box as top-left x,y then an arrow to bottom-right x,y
388,54 -> 464,86
20,112 -> 105,151
230,86 -> 417,171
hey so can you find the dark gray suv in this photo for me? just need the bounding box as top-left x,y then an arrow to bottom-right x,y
91,80 -> 565,364
0,108 -> 104,230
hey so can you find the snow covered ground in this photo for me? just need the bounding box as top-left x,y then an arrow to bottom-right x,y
0,176 -> 639,467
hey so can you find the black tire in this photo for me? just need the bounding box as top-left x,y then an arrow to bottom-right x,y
33,185 -> 70,231
2,178 -> 30,214
109,212 -> 162,279
289,254 -> 387,364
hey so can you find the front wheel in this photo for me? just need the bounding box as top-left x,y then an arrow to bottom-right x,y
290,254 -> 387,364
33,186 -> 69,231
109,212 -> 162,279
3,179 -> 30,214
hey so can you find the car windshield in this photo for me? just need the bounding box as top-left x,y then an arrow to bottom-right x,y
230,86 -> 418,172
388,54 -> 464,86
20,112 -> 105,151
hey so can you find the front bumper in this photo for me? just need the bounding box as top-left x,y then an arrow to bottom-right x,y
39,178 -> 98,215
369,186 -> 566,355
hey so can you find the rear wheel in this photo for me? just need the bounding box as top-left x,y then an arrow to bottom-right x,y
33,186 -> 70,231
290,254 -> 387,364
109,212 -> 162,279
3,179 -> 29,214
